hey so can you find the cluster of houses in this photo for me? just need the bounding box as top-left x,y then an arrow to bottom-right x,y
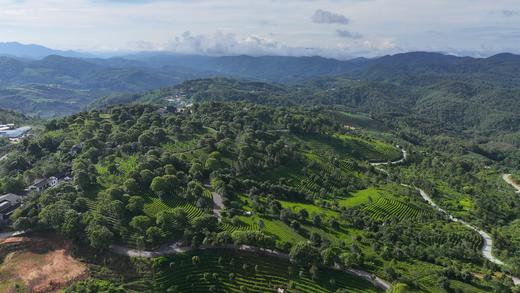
163,90 -> 193,112
0,176 -> 71,226
0,123 -> 32,142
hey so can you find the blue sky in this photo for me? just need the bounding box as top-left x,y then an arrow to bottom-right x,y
0,0 -> 519,58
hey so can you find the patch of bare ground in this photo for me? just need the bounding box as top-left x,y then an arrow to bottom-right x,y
0,235 -> 88,293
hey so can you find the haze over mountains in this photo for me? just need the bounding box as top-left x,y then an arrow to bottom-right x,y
0,41 -> 519,134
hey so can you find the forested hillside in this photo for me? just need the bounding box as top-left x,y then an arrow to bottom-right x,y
2,102 -> 519,291
2,51 -> 520,119
91,75 -> 520,169
0,55 -> 205,117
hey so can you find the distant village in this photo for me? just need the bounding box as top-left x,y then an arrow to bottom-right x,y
162,89 -> 193,110
0,123 -> 32,142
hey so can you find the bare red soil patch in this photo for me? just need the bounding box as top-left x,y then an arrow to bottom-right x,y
0,235 -> 88,293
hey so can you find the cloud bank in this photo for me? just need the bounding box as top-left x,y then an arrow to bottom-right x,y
0,0 -> 520,58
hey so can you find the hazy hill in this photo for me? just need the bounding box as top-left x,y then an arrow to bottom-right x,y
1,49 -> 520,119
0,42 -> 92,59
0,55 -> 206,117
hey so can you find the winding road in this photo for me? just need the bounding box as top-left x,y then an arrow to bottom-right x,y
107,165 -> 520,289
371,146 -> 408,167
503,174 -> 520,194
399,184 -> 504,266
372,147 -> 520,286
371,148 -> 505,266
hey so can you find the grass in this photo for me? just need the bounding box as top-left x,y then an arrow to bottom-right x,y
434,182 -> 475,218
240,215 -> 306,243
278,199 -> 339,219
511,173 -> 520,184
153,249 -> 381,292
338,187 -> 383,208
333,133 -> 401,162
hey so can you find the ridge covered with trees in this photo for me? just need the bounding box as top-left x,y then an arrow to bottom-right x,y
1,100 -> 519,292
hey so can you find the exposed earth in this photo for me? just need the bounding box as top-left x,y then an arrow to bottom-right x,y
0,235 -> 87,293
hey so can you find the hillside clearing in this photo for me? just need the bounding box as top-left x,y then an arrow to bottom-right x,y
0,236 -> 88,293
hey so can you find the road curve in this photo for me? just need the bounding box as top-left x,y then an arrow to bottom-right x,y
503,174 -> 520,194
0,230 -> 26,241
402,184 -> 504,266
370,148 -> 506,266
110,243 -> 391,290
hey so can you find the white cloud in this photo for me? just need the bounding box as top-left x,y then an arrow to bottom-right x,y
0,0 -> 519,57
166,31 -> 285,56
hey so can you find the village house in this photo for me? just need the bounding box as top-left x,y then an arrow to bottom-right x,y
0,193 -> 22,223
27,177 -> 56,192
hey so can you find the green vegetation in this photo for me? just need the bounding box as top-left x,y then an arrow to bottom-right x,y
338,188 -> 382,208
1,99 -> 518,292
153,249 -> 380,293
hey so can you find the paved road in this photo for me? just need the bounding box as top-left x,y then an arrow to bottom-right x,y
0,231 -> 25,241
109,242 -> 390,290
503,174 -> 520,194
371,150 -> 520,285
410,185 -> 504,266
372,152 -> 506,266
370,146 -> 407,166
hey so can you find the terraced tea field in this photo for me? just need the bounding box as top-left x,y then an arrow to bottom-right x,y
153,249 -> 381,293
431,230 -> 483,251
219,218 -> 258,233
143,197 -> 206,221
295,133 -> 400,163
363,197 -> 431,221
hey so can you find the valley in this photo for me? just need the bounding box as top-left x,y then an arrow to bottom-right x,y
0,51 -> 519,293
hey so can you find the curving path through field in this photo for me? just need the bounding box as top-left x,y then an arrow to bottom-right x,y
204,181 -> 224,220
371,147 -> 520,285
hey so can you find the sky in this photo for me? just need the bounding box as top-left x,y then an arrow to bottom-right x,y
0,0 -> 519,58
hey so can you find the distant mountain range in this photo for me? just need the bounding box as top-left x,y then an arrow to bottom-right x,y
0,41 -> 519,125
0,42 -> 93,59
94,53 -> 520,138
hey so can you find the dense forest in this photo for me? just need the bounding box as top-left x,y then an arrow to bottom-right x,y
0,100 -> 519,292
